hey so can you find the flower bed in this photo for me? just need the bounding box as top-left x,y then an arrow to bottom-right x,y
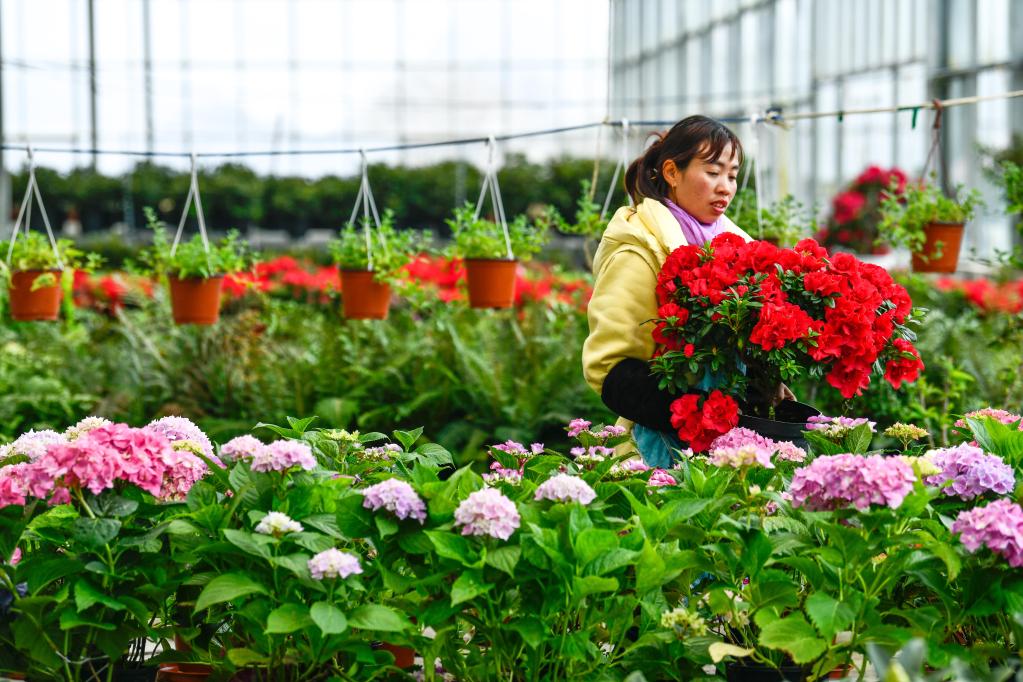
2,408 -> 1023,679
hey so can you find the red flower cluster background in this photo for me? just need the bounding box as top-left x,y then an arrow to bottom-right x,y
816,165 -> 908,254
935,277 -> 1023,315
651,233 -> 924,451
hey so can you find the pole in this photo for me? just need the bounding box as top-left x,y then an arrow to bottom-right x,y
87,0 -> 98,169
0,0 -> 8,237
143,0 -> 154,155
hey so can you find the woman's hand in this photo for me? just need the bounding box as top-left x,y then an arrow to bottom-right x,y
774,383 -> 796,406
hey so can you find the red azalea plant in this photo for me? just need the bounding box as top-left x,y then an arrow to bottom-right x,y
650,233 -> 925,451
816,165 -> 908,254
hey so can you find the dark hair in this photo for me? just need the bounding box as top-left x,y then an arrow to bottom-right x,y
623,115 -> 743,206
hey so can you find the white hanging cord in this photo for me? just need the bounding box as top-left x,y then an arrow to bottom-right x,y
171,153 -> 212,264
748,113 -> 766,239
600,118 -> 633,219
473,136 -> 514,260
6,144 -> 64,270
348,149 -> 384,271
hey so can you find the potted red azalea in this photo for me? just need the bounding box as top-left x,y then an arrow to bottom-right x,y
816,165 -> 908,255
650,234 -> 925,451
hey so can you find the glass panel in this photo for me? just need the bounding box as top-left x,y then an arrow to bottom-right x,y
977,0 -> 1010,63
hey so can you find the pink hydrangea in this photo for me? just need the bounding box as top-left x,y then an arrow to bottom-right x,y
708,428 -> 805,466
251,440 -> 317,473
64,417 -> 112,441
924,445 -> 1015,500
308,548 -> 363,580
709,445 -> 774,469
788,454 -> 916,511
955,408 -> 1023,430
647,469 -> 677,487
710,427 -> 775,452
534,474 -> 597,505
774,441 -> 807,463
220,435 -> 266,462
145,416 -> 214,458
361,478 -> 427,523
482,469 -> 522,485
453,488 -> 520,540
594,425 -> 627,439
0,462 -> 31,507
952,499 -> 1023,567
492,441 -> 544,458
567,419 -> 592,438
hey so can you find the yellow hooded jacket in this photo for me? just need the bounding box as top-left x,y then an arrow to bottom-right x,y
582,197 -> 751,431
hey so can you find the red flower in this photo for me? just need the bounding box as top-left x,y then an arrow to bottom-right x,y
884,339 -> 924,389
832,191 -> 867,225
749,302 -> 817,351
683,343 -> 695,358
669,391 -> 739,452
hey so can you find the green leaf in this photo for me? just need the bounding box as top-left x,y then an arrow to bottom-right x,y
572,575 -> 619,600
375,514 -> 399,538
393,427 -> 424,450
413,442 -> 454,467
194,573 -> 269,613
426,529 -> 478,565
805,593 -> 856,640
269,553 -> 313,580
758,614 -> 828,664
227,648 -> 269,666
71,517 -> 121,549
94,495 -> 139,518
59,608 -> 117,631
223,528 -> 273,559
292,531 -> 334,554
574,528 -> 618,567
709,642 -> 755,663
23,557 -> 81,594
311,601 -> 349,635
635,541 -> 666,595
509,617 -> 546,649
75,580 -> 126,613
265,603 -> 312,634
348,604 -> 411,632
843,423 -> 874,454
484,545 -> 521,576
451,571 -> 493,606
586,548 -> 640,576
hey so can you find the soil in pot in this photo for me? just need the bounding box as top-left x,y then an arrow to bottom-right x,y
911,221 -> 964,273
168,276 -> 223,325
340,270 -> 391,319
726,662 -> 814,682
8,270 -> 62,321
464,259 -> 517,309
738,400 -> 820,450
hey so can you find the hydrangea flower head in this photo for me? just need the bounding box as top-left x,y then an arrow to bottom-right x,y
308,548 -> 363,580
606,458 -> 650,481
64,417 -> 112,442
255,511 -> 304,537
953,499 -> 1023,567
361,443 -> 402,462
251,440 -> 317,473
647,469 -> 677,487
789,454 -> 916,511
924,444 -> 1014,500
566,419 -> 592,438
955,408 -> 1023,430
534,474 -> 597,505
805,415 -> 876,439
709,444 -> 774,469
361,478 -> 427,523
482,468 -> 523,486
220,435 -> 267,462
0,429 -> 66,462
453,488 -> 520,540
0,462 -> 31,507
660,607 -> 708,639
146,416 -> 214,458
773,441 -> 807,463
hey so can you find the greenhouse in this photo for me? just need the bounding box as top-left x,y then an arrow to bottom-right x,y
1,0 -> 1023,680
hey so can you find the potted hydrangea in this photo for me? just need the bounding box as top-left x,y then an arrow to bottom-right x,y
0,232 -> 101,321
329,209 -> 428,320
446,203 -> 549,309
878,177 -> 982,273
134,207 -> 253,325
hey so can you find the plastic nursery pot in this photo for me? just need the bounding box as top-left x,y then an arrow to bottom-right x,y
378,642 -> 416,669
738,400 -> 821,451
8,269 -> 62,321
464,258 -> 517,309
911,221 -> 964,273
339,270 -> 392,319
725,662 -> 814,682
167,276 -> 224,325
157,663 -> 214,682
112,666 -> 158,682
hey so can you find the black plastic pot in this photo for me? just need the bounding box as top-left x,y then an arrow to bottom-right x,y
726,662 -> 814,682
738,400 -> 820,449
113,666 -> 157,682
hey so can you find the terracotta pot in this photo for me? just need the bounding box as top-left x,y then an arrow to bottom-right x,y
379,642 -> 416,668
167,276 -> 223,325
464,258 -> 517,309
8,269 -> 62,321
911,221 -> 964,273
340,270 -> 391,319
157,663 -> 213,682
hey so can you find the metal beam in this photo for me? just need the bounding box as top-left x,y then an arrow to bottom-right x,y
87,0 -> 98,169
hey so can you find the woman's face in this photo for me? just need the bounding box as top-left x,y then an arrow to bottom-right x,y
663,143 -> 740,224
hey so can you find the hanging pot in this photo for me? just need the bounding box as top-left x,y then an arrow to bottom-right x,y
168,276 -> 223,325
378,642 -> 416,668
157,664 -> 213,682
8,269 -> 62,321
464,258 -> 517,309
738,400 -> 820,450
911,221 -> 964,273
725,662 -> 814,682
340,270 -> 391,319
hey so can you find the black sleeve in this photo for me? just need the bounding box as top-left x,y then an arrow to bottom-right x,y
600,358 -> 680,433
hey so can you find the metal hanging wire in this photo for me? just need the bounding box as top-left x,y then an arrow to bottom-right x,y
6,145 -> 64,270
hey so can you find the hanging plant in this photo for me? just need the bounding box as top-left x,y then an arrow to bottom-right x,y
1,232 -> 101,321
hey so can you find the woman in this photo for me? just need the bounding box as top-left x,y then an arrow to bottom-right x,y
583,115 -> 789,467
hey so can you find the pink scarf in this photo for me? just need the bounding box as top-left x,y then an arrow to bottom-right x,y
663,198 -> 724,246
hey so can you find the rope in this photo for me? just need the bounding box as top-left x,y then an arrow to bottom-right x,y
347,149 -> 384,271
600,118 -> 632,219
170,153 -> 213,271
473,136 -> 513,260
5,145 -> 64,270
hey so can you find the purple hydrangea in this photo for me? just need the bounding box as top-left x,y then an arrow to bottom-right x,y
924,445 -> 1015,500
145,416 -> 214,458
788,454 -> 916,511
453,488 -> 520,540
361,478 -> 427,523
308,548 -> 363,580
220,435 -> 267,463
952,499 -> 1023,567
570,445 -> 615,458
805,415 -> 876,439
0,429 -> 66,462
706,428 -> 805,467
566,419 -> 592,438
534,474 -> 597,505
492,440 -> 544,458
251,440 -> 317,473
